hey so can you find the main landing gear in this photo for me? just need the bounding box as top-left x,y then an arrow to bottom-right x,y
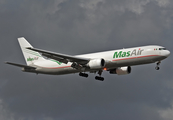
95,70 -> 104,81
79,72 -> 88,78
95,76 -> 104,81
155,61 -> 161,70
79,70 -> 104,81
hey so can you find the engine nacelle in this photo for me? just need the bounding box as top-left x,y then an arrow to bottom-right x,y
110,66 -> 131,75
88,58 -> 105,69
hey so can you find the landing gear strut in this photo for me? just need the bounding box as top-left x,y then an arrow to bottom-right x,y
155,61 -> 161,70
95,70 -> 104,81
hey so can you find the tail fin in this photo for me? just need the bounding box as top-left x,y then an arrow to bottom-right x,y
18,37 -> 45,65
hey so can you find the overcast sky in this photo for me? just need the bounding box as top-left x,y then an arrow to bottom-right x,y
1,0 -> 173,120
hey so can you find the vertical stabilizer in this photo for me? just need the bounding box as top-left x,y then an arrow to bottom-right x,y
18,37 -> 45,65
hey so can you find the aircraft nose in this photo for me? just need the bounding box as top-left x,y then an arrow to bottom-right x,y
164,50 -> 170,57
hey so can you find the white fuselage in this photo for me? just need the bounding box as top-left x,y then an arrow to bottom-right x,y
28,45 -> 170,75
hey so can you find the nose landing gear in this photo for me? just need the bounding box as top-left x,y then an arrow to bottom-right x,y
155,66 -> 160,70
155,61 -> 161,70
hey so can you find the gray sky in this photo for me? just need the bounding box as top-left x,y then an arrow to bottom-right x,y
1,0 -> 173,120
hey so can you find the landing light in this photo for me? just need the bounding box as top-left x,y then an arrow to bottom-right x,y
103,68 -> 107,71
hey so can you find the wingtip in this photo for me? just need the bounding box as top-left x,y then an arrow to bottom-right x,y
4,61 -> 9,64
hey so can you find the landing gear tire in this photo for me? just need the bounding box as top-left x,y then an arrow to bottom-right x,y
155,61 -> 161,70
95,76 -> 104,81
79,72 -> 88,78
155,66 -> 160,70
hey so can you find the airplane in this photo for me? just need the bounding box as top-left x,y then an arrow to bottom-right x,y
6,37 -> 170,81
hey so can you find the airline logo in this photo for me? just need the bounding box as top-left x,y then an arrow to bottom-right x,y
27,57 -> 38,61
113,49 -> 144,58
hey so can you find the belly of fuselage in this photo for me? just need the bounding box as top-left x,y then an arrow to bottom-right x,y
34,55 -> 166,75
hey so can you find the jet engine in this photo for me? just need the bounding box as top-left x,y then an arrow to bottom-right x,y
109,66 -> 131,75
88,58 -> 105,69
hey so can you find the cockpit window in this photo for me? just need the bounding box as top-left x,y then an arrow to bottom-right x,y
159,48 -> 166,50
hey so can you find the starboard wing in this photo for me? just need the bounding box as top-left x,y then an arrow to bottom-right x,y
27,47 -> 90,65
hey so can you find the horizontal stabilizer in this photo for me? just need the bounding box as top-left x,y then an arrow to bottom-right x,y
5,62 -> 36,69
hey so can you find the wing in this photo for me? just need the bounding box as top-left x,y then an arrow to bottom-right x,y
5,62 -> 36,69
27,47 -> 90,65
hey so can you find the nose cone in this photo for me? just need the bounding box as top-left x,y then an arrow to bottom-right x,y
164,50 -> 170,57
